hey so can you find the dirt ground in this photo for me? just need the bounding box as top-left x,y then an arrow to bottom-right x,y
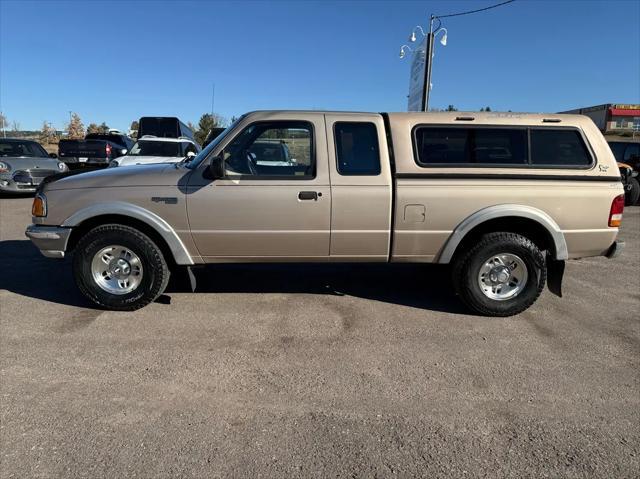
1,197 -> 638,478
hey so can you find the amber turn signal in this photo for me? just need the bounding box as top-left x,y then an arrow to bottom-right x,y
32,193 -> 47,217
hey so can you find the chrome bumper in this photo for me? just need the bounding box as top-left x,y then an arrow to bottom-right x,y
605,240 -> 625,259
25,225 -> 72,259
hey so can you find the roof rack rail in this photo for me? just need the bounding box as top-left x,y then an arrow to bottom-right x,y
139,135 -> 157,138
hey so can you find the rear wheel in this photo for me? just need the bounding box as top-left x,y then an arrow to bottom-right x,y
73,224 -> 170,311
625,177 -> 640,206
452,232 -> 546,317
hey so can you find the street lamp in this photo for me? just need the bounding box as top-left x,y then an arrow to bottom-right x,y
402,16 -> 449,112
399,1 -> 516,112
409,26 -> 426,43
399,45 -> 413,59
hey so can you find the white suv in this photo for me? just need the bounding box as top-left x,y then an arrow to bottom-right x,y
110,136 -> 200,167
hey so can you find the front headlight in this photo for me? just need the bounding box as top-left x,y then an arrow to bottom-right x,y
32,193 -> 47,217
57,162 -> 67,171
0,161 -> 10,174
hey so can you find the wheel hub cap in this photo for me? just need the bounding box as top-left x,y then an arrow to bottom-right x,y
478,253 -> 528,301
91,245 -> 143,295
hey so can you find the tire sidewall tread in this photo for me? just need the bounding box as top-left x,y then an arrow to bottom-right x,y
73,224 -> 170,311
452,232 -> 546,317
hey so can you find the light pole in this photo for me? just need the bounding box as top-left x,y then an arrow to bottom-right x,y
399,0 -> 515,112
404,18 -> 448,112
420,17 -> 447,112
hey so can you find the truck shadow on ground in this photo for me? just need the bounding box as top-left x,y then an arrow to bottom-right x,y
0,240 -> 465,314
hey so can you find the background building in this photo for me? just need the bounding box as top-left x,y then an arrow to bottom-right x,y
560,104 -> 640,133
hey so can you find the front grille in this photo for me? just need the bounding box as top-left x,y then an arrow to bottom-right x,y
13,169 -> 58,185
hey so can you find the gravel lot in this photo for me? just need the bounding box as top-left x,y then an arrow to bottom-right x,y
1,196 -> 638,478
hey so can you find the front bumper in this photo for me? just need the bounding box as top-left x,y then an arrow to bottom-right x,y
605,240 -> 625,259
1,176 -> 36,193
25,224 -> 73,259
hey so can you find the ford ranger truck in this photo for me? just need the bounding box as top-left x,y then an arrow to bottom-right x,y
26,111 -> 625,316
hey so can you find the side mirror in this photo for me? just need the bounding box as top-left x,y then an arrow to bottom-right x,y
49,153 -> 58,159
206,155 -> 225,180
186,151 -> 196,159
121,149 -> 128,155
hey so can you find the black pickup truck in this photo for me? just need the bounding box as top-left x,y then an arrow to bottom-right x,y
58,133 -> 134,168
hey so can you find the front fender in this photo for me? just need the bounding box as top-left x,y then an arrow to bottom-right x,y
61,201 -> 194,265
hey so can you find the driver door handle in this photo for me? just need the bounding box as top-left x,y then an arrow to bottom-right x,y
298,191 -> 320,201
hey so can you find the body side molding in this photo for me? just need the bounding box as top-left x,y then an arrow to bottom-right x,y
61,202 -> 194,265
435,204 -> 569,264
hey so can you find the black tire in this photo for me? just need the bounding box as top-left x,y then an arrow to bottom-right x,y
73,224 -> 170,311
625,177 -> 640,206
452,232 -> 546,317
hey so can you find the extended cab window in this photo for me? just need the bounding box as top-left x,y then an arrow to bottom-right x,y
224,121 -> 313,178
334,122 -> 381,175
530,129 -> 592,166
414,127 -> 527,165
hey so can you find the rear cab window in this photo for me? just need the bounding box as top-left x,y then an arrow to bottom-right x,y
413,125 -> 593,168
334,122 -> 381,175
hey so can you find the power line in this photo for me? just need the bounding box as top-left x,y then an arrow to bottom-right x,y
435,0 -> 515,19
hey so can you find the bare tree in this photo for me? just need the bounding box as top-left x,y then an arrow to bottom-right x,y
0,112 -> 7,137
129,120 -> 139,139
11,120 -> 21,132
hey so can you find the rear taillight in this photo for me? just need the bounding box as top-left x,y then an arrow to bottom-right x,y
105,144 -> 112,157
608,194 -> 625,227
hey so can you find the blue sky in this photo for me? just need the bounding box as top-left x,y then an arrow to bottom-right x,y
1,0 -> 638,131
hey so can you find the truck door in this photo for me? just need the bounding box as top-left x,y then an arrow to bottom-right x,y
324,114 -> 393,261
186,113 -> 331,261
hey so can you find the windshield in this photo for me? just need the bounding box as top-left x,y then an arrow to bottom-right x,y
129,140 -> 181,157
186,115 -> 245,169
0,140 -> 48,158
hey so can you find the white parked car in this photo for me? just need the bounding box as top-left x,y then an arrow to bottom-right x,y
109,136 -> 200,167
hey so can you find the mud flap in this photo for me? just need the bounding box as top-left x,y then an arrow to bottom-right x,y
547,257 -> 565,298
186,266 -> 197,292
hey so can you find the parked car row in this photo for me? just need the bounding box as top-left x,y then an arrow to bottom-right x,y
0,117 -> 210,194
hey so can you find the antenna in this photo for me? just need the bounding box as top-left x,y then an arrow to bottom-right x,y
211,83 -> 215,117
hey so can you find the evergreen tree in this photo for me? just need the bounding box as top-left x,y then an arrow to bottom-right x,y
66,113 -> 85,139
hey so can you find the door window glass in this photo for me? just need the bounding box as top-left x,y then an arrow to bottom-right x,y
224,122 -> 313,178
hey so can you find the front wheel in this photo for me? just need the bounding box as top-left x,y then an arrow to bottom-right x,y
452,232 -> 546,317
73,224 -> 170,311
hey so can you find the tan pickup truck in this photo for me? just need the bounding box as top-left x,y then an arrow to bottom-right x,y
26,111 -> 625,316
